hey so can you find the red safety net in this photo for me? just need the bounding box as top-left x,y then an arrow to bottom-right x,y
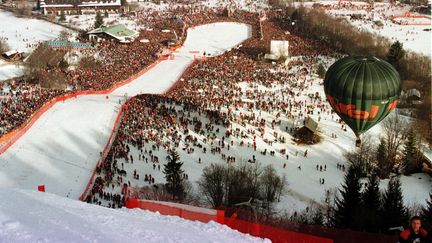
125,198 -> 333,243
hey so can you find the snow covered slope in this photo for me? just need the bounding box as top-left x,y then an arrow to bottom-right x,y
0,60 -> 22,81
0,22 -> 252,199
0,188 -> 266,243
0,10 -> 67,52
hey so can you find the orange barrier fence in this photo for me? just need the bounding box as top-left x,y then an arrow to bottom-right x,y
125,198 -> 333,243
126,198 -> 224,224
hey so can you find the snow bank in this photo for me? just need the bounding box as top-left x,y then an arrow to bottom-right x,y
0,188 -> 266,243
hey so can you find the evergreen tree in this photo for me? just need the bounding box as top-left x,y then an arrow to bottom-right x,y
376,138 -> 391,178
332,165 -> 362,229
402,129 -> 419,174
317,63 -> 326,79
59,11 -> 66,22
94,11 -> 104,29
381,176 -> 408,232
421,193 -> 432,231
359,173 -> 382,232
163,149 -> 185,200
386,41 -> 405,71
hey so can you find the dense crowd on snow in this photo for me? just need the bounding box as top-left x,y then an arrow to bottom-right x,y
0,10 -> 181,136
83,8 -> 353,207
0,83 -> 66,136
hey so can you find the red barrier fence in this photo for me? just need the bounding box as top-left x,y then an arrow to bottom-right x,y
126,198 -> 225,224
125,198 -> 333,243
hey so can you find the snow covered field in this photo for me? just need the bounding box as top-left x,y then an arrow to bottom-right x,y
0,59 -> 23,81
302,1 -> 432,56
105,62 -> 431,214
0,22 -> 252,199
0,10 -> 67,52
0,188 -> 266,242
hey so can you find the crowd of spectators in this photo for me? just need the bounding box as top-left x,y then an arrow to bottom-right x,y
0,82 -> 66,136
85,8 -> 346,206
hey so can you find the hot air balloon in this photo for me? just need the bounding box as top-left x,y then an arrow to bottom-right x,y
324,56 -> 402,145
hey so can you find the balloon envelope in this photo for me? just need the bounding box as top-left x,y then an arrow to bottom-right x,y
324,56 -> 402,136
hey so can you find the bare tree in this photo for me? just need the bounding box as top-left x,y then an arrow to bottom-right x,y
78,56 -> 102,69
225,163 -> 262,206
14,0 -> 32,16
259,165 -> 287,218
58,29 -> 72,41
197,164 -> 226,207
382,114 -> 409,165
0,39 -> 9,53
344,135 -> 375,176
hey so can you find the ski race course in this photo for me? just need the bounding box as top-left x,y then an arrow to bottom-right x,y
0,23 -> 252,199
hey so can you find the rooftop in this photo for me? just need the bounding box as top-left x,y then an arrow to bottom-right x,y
88,24 -> 139,42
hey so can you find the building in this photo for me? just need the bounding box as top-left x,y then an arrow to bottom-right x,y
264,40 -> 289,64
2,50 -> 24,61
87,24 -> 139,43
39,0 -> 121,15
401,89 -> 422,106
295,117 -> 319,144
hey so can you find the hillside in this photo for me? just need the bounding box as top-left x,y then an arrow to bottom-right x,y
0,188 -> 266,243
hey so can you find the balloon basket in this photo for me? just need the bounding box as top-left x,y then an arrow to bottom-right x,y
355,137 -> 361,147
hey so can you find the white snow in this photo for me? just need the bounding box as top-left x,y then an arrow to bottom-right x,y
301,2 -> 432,56
0,22 -> 252,199
0,59 -> 23,81
0,10 -> 68,52
0,188 -> 266,243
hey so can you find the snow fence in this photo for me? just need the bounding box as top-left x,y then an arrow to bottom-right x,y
125,198 -> 333,243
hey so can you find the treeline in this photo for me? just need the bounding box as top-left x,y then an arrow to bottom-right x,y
272,2 -> 431,142
288,165 -> 432,234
